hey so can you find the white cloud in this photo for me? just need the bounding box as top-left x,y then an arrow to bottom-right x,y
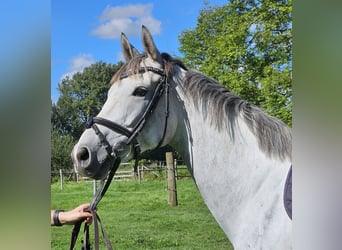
61,53 -> 95,80
91,4 -> 161,39
116,52 -> 125,62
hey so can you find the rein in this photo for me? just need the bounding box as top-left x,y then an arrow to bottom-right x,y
69,157 -> 120,250
69,66 -> 169,249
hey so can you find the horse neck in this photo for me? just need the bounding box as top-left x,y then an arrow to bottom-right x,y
170,90 -> 282,179
170,75 -> 290,175
169,74 -> 291,242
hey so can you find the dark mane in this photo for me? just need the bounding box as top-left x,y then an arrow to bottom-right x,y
110,53 -> 187,84
183,70 -> 292,161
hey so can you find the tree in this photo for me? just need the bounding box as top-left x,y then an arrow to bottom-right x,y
179,0 -> 292,125
52,61 -> 123,140
51,129 -> 75,171
51,61 -> 123,170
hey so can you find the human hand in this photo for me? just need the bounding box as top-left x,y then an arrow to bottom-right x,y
51,203 -> 93,226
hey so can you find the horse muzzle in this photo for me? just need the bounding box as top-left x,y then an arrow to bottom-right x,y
71,144 -> 113,180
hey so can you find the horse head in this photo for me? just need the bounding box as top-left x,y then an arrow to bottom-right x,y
71,26 -> 176,179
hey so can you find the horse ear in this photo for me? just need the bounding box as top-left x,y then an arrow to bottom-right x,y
121,32 -> 140,61
141,25 -> 161,62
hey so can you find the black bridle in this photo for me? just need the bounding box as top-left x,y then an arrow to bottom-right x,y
86,66 -> 169,162
69,66 -> 170,250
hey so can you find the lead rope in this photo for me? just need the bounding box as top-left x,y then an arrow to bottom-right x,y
69,157 -> 121,250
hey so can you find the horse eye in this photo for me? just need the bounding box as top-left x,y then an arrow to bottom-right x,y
133,86 -> 148,97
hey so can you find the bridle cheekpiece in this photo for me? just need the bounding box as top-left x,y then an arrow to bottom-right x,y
84,66 -> 169,163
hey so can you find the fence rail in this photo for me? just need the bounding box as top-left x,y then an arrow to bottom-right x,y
51,160 -> 190,185
52,156 -> 190,207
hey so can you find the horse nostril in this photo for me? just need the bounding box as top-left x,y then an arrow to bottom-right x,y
77,147 -> 90,162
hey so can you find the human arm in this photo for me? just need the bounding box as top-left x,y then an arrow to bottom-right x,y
51,203 -> 92,226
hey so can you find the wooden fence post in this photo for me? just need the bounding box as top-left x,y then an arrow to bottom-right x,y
174,159 -> 178,180
59,169 -> 63,190
166,152 -> 178,206
93,180 -> 97,195
137,165 -> 141,183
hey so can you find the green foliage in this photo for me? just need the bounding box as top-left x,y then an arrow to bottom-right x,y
179,0 -> 292,125
51,61 -> 123,170
51,0 -> 292,171
140,145 -> 182,162
51,179 -> 233,249
52,61 -> 123,139
51,129 -> 75,171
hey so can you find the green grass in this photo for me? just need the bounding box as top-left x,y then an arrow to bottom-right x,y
51,179 -> 233,249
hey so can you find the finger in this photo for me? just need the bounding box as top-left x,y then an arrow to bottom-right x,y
81,203 -> 91,209
84,211 -> 93,218
77,204 -> 91,212
85,217 -> 93,225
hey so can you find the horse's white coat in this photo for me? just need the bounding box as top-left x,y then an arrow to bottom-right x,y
72,26 -> 292,249
167,73 -> 292,249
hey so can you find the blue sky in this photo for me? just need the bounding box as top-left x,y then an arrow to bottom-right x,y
51,0 -> 226,102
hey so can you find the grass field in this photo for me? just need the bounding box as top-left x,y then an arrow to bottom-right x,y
51,178 -> 233,249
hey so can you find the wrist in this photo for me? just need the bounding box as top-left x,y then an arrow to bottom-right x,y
53,209 -> 64,226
